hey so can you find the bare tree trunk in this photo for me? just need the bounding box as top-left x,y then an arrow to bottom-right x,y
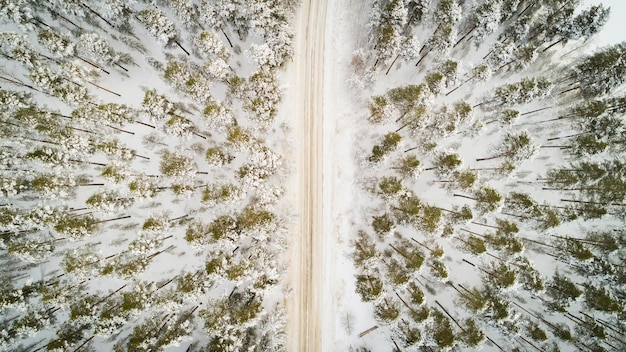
542,37 -> 566,52
453,194 -> 477,201
76,55 -> 110,74
174,40 -> 190,56
88,81 -> 121,97
546,131 -> 590,141
221,28 -> 233,48
520,106 -> 553,116
94,215 -> 131,224
414,50 -> 430,68
454,25 -> 477,48
79,2 -> 114,28
385,53 -> 401,75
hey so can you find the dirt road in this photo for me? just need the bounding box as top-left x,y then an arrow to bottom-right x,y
286,0 -> 327,350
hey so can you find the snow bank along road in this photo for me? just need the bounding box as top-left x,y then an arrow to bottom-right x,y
288,0 -> 327,350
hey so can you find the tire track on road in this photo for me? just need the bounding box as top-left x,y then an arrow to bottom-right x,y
288,0 -> 327,350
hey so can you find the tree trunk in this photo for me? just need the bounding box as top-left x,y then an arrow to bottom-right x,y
411,238 -> 435,253
472,100 -> 491,109
445,75 -> 475,95
385,53 -> 401,75
518,336 -> 544,352
221,28 -> 233,48
476,153 -> 507,162
174,40 -> 190,56
395,291 -> 418,315
520,106 -> 553,116
557,85 -> 581,96
434,300 -> 465,332
389,243 -> 409,261
94,215 -> 131,224
414,50 -> 430,68
134,120 -> 156,128
94,284 -> 128,306
470,221 -> 501,230
454,25 -> 477,48
69,159 -> 107,166
496,59 -> 515,73
453,194 -> 477,201
106,124 -> 134,135
88,81 -> 121,97
79,2 -> 114,28
546,131 -> 590,141
114,62 -> 129,72
420,23 -> 441,54
76,55 -> 110,74
542,37 -> 566,52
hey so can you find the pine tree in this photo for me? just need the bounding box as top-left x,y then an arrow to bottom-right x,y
574,42 -> 626,98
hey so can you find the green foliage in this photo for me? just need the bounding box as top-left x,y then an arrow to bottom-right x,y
460,318 -> 484,348
353,231 -> 377,267
47,321 -> 88,350
184,221 -> 209,244
101,165 -> 126,183
205,146 -> 234,166
431,310 -> 455,348
486,292 -> 510,320
142,215 -> 169,233
569,134 -> 608,156
394,194 -> 422,224
559,238 -> 593,260
407,282 -> 424,305
486,262 -> 516,288
368,95 -> 390,123
394,319 -> 421,347
226,125 -> 252,149
500,109 -> 520,124
208,215 -> 237,241
474,186 -> 502,213
432,152 -> 462,177
378,176 -> 403,197
387,258 -> 411,285
584,284 -> 622,312
418,205 -> 442,233
391,238 -> 424,270
575,42 -> 626,97
202,183 -> 242,204
160,151 -> 195,178
425,71 -> 444,94
395,154 -> 420,178
128,175 -> 158,199
515,257 -> 544,292
546,272 -> 581,312
368,132 -> 402,163
355,274 -> 383,301
550,322 -> 573,342
526,321 -> 548,342
464,236 -> 487,255
374,300 -> 400,323
451,169 -> 477,189
494,77 -> 552,106
236,205 -> 275,231
31,173 -> 73,196
372,213 -> 395,239
429,259 -> 448,279
54,214 -> 98,240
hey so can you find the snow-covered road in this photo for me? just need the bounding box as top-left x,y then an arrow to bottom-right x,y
286,0 -> 328,350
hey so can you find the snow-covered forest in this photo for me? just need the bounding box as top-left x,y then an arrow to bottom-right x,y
337,0 -> 626,351
2,0 -> 626,351
0,0 -> 299,351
